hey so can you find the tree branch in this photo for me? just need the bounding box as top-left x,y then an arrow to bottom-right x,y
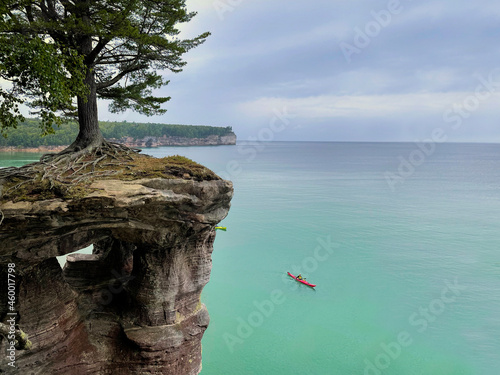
95,41 -> 131,64
86,37 -> 111,66
96,63 -> 148,90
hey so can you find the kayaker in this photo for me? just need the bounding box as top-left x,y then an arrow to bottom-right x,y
297,274 -> 303,280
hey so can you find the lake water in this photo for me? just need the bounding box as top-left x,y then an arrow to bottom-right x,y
1,142 -> 499,375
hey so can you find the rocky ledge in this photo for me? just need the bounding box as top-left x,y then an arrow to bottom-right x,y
0,154 -> 233,374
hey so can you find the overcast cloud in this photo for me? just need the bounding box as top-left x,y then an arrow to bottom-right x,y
100,0 -> 500,142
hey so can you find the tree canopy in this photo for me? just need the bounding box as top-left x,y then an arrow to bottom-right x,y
0,0 -> 209,151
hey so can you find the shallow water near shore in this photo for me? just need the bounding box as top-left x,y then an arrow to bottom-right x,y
2,142 -> 499,375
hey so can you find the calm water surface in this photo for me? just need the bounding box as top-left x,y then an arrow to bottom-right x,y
1,142 -> 499,375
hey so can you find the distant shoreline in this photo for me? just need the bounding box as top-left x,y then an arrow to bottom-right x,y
0,133 -> 237,153
0,145 -> 66,153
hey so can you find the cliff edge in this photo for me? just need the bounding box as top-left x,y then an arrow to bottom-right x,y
0,152 -> 233,374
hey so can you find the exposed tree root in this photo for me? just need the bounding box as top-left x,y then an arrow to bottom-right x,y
0,141 -> 143,197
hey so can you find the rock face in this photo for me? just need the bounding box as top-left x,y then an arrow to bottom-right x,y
0,133 -> 237,153
111,132 -> 237,148
0,175 -> 233,374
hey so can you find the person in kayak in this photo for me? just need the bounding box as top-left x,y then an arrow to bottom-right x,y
297,274 -> 305,280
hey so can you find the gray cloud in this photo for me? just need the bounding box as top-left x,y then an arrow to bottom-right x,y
102,0 -> 500,142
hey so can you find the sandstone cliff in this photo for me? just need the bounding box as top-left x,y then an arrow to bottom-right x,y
0,132 -> 237,153
0,153 -> 233,374
108,132 -> 237,148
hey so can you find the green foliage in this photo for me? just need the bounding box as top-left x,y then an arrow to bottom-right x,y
0,118 -> 79,147
100,121 -> 233,139
0,118 -> 233,147
0,0 -> 209,141
0,34 -> 88,134
0,89 -> 24,134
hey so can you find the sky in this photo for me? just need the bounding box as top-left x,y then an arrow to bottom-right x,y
101,0 -> 500,142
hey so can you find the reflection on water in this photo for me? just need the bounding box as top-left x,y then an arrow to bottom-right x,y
0,152 -> 43,168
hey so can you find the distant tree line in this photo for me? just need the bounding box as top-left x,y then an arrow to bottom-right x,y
0,119 -> 234,147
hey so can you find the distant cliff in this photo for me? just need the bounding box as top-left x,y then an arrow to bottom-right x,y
110,132 -> 237,148
0,119 -> 236,151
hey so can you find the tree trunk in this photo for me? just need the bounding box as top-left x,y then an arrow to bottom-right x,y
69,10 -> 104,152
70,68 -> 104,150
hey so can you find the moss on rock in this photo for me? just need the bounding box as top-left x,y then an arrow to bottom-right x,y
0,152 -> 221,203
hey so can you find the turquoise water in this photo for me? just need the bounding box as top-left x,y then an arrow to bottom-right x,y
0,152 -> 44,168
2,143 -> 499,374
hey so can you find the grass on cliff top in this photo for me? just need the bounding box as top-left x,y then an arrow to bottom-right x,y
118,154 -> 219,181
0,153 -> 221,203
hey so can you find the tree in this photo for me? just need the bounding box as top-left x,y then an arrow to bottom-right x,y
0,0 -> 209,153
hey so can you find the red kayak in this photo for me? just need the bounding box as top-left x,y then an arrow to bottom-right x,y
287,272 -> 316,288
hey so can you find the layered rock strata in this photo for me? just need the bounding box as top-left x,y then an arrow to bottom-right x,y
111,133 -> 237,148
0,171 -> 232,374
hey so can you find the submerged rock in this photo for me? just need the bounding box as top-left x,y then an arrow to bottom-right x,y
0,155 -> 232,374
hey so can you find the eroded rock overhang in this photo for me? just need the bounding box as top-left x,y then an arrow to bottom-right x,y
0,175 -> 233,375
